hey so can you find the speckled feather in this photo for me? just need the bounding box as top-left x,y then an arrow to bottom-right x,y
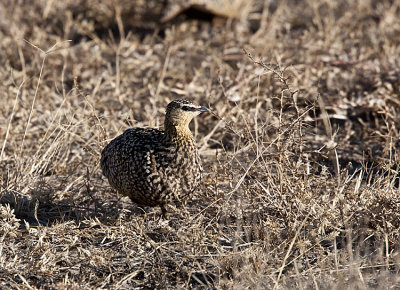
100,99 -> 208,217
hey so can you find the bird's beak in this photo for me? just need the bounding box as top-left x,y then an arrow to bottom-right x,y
198,106 -> 210,113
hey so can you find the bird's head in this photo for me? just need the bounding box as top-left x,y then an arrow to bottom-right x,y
165,99 -> 209,129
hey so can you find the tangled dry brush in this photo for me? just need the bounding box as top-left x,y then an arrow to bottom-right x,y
1,0 -> 400,288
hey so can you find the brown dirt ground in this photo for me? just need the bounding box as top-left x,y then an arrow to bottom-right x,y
0,0 -> 400,288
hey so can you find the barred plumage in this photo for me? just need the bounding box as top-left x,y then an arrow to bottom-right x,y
100,99 -> 209,217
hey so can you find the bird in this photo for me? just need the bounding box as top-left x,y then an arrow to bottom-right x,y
100,99 -> 209,218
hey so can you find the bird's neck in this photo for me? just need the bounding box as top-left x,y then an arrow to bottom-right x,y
164,123 -> 195,148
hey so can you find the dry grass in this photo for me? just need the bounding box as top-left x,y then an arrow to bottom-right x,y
1,0 -> 400,288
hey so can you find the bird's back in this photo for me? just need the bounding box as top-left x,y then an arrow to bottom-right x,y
100,127 -> 202,207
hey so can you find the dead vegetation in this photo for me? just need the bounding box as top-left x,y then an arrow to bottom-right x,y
0,0 -> 400,288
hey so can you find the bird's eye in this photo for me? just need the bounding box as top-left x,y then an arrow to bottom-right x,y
182,105 -> 197,112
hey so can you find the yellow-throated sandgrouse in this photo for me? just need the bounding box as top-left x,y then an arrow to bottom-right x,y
100,99 -> 209,217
